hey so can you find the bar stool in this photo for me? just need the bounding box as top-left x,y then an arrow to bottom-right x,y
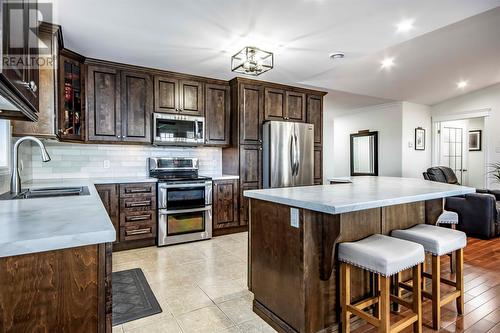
392,224 -> 466,329
436,210 -> 459,273
338,234 -> 425,333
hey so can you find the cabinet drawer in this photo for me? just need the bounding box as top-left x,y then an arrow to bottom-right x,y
120,195 -> 156,211
120,210 -> 156,226
119,183 -> 156,197
120,223 -> 156,241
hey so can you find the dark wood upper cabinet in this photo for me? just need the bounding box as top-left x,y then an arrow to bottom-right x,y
154,75 -> 178,113
205,83 -> 230,146
87,65 -> 121,142
179,79 -> 204,116
95,184 -> 119,245
121,71 -> 152,143
264,88 -> 306,122
0,0 -> 39,121
58,50 -> 85,141
239,84 -> 263,144
154,76 -> 204,116
286,91 -> 306,122
213,179 -> 239,229
264,88 -> 285,120
307,94 -> 323,145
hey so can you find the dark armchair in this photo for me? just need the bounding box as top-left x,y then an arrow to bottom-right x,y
423,166 -> 500,239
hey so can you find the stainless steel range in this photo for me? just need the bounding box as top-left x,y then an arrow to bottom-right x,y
149,157 -> 212,246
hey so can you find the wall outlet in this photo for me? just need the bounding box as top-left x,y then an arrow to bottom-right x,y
290,208 -> 300,228
103,160 -> 110,169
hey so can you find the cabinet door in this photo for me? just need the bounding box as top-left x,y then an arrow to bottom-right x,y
213,179 -> 239,229
314,147 -> 323,185
286,91 -> 306,122
179,80 -> 204,116
240,144 -> 262,187
87,65 -> 121,141
205,83 -> 230,145
239,84 -> 263,144
307,95 -> 323,145
121,71 -> 152,143
264,87 -> 285,120
25,0 -> 39,110
96,184 -> 119,244
154,75 -> 178,113
58,55 -> 84,141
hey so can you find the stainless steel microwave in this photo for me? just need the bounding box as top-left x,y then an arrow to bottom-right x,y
153,113 -> 205,145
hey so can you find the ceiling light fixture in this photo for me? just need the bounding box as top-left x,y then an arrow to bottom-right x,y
381,57 -> 395,69
396,19 -> 415,33
457,80 -> 468,89
329,52 -> 345,60
231,46 -> 273,76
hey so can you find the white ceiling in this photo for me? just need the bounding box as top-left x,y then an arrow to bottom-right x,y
51,0 -> 500,106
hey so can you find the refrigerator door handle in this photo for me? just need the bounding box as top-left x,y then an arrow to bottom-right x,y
290,134 -> 296,176
294,133 -> 300,176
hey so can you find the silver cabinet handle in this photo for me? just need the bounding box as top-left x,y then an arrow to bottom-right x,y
127,200 -> 151,207
126,214 -> 151,222
22,81 -> 37,93
126,228 -> 151,236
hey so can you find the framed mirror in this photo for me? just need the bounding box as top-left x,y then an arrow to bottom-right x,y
350,131 -> 379,176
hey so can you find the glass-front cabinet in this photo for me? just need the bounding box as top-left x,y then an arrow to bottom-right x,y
58,50 -> 85,141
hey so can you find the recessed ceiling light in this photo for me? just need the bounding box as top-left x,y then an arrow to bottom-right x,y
329,52 -> 345,60
457,80 -> 468,89
381,57 -> 395,69
396,19 -> 415,33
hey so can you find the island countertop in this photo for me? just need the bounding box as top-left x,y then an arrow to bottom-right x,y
244,176 -> 475,214
0,178 -> 119,258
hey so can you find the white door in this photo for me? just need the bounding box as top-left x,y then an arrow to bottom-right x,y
439,121 -> 468,184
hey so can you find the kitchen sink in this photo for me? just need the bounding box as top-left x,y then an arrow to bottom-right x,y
0,186 -> 90,200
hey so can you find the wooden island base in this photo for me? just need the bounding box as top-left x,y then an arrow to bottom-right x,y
248,198 -> 443,333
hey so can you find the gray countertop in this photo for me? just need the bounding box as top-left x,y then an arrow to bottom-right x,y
0,178 -> 127,258
244,176 -> 475,214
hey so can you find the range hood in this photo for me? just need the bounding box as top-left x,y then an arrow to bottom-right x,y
0,81 -> 38,122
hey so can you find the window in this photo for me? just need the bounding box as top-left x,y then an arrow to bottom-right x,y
0,119 -> 11,174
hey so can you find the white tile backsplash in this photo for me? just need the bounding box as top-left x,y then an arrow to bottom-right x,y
27,141 -> 222,180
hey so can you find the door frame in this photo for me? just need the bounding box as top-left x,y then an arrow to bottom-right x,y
432,108 -> 491,187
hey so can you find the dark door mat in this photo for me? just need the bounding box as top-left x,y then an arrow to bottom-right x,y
112,268 -> 162,326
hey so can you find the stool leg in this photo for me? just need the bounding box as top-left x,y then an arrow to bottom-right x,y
431,255 -> 441,330
412,264 -> 422,333
341,263 -> 351,333
422,255 -> 426,292
380,275 -> 391,333
450,224 -> 457,274
456,248 -> 464,315
393,272 -> 402,312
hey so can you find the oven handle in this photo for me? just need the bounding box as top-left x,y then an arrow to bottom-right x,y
159,206 -> 212,215
158,182 -> 212,189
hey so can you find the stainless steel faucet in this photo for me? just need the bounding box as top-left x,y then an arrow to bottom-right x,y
10,136 -> 51,195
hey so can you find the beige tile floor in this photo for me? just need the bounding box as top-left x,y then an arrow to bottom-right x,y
112,232 -> 277,333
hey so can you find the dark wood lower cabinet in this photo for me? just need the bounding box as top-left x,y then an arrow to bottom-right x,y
0,243 -> 112,333
213,179 -> 239,234
96,183 -> 157,251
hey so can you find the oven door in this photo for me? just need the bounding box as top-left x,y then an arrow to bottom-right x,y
158,206 -> 212,246
158,181 -> 212,210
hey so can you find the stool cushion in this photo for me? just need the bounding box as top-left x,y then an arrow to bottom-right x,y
437,211 -> 459,225
392,224 -> 466,256
338,234 -> 425,277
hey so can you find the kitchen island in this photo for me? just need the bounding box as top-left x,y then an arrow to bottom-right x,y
244,177 -> 474,333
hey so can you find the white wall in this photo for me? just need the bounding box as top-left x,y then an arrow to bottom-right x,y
401,102 -> 432,178
331,102 -> 403,177
467,117 -> 485,188
432,82 -> 500,189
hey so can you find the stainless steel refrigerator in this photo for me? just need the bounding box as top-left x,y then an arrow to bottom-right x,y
262,121 -> 314,188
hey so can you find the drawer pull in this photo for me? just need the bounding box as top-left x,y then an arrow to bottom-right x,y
126,188 -> 150,193
127,201 -> 151,207
126,228 -> 151,236
127,215 -> 151,222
